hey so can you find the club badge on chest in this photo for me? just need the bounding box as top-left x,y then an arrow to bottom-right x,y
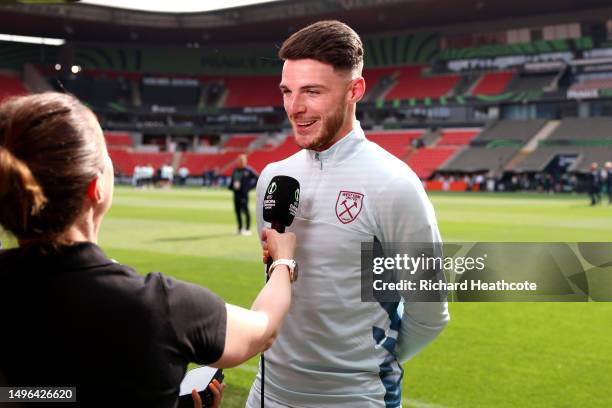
335,190 -> 364,224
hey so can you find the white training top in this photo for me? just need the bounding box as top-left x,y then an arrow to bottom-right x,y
253,122 -> 450,408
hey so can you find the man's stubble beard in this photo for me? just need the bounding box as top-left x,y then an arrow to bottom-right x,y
296,101 -> 347,151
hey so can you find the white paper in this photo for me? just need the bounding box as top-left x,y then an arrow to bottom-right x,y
179,366 -> 218,396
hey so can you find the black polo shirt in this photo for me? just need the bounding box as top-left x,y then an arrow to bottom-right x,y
0,242 -> 226,407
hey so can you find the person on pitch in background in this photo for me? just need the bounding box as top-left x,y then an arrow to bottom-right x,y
586,162 -> 601,206
604,161 -> 612,204
229,153 -> 258,235
0,92 -> 297,408
247,21 -> 449,408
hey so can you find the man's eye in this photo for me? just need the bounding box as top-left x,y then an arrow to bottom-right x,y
281,90 -> 290,95
306,90 -> 319,95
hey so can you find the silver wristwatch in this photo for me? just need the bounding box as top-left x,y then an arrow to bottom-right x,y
268,259 -> 298,283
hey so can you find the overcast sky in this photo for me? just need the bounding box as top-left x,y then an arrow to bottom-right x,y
80,0 -> 282,13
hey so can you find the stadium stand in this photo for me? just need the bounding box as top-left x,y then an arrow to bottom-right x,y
512,146 -> 612,172
0,72 -> 28,101
365,130 -> 422,159
362,67 -> 398,100
2,2 -> 611,189
472,119 -> 547,143
506,73 -> 557,93
384,66 -> 460,100
437,129 -> 480,146
104,132 -> 133,148
441,120 -> 547,173
568,77 -> 612,94
223,134 -> 258,150
440,146 -> 521,173
508,117 -> 612,173
108,149 -> 173,176
179,151 -> 242,176
62,74 -> 129,106
141,77 -> 200,107
406,147 -> 458,179
247,137 -> 301,173
546,117 -> 612,141
221,75 -> 281,108
470,71 -> 514,96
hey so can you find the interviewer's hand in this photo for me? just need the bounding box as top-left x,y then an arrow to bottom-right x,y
191,379 -> 225,408
191,388 -> 201,407
261,228 -> 296,264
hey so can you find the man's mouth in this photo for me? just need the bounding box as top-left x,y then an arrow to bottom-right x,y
295,119 -> 317,130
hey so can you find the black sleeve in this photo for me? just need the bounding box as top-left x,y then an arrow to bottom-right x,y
155,274 -> 227,365
247,167 -> 259,190
228,171 -> 235,191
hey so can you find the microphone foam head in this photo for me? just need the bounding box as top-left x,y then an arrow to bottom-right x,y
263,175 -> 300,227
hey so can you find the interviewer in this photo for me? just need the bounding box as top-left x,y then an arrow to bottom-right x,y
0,92 -> 296,407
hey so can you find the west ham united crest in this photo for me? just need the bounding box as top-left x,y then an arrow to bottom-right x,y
335,191 -> 364,224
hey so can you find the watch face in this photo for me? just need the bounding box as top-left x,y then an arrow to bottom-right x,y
291,261 -> 298,282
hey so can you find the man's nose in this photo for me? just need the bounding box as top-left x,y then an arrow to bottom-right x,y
287,94 -> 306,116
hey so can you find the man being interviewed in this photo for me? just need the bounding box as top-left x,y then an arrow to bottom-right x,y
248,20 -> 449,408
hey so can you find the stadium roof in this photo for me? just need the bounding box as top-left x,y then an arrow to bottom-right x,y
79,0 -> 283,14
1,0 -> 612,44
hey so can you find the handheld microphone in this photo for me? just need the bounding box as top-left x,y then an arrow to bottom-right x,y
260,175 -> 300,408
263,175 -> 300,233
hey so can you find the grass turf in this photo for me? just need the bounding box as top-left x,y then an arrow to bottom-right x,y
5,187 -> 611,407
103,188 -> 612,408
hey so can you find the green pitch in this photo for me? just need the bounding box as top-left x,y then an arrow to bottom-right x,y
98,188 -> 612,407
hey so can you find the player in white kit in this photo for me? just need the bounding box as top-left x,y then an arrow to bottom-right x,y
247,21 -> 449,408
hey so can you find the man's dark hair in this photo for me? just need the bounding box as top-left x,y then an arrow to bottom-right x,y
279,20 -> 363,74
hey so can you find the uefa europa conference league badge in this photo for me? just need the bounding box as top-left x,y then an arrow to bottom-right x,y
264,177 -> 300,218
263,181 -> 277,211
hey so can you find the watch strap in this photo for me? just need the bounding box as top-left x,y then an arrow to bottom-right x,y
268,259 -> 297,283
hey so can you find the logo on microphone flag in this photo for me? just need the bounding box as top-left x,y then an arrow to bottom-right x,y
335,191 -> 364,224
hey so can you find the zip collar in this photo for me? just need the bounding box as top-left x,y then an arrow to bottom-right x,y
306,121 -> 366,169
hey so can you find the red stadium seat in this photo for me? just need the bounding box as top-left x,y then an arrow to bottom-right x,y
384,65 -> 460,100
223,135 -> 258,150
471,71 -> 514,96
179,151 -> 242,176
247,137 -> 301,173
366,130 -> 423,159
437,129 -> 480,146
221,76 -> 281,108
406,147 -> 458,179
104,132 -> 133,147
0,73 -> 28,102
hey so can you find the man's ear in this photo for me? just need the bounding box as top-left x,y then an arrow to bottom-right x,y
87,177 -> 102,202
348,77 -> 366,104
